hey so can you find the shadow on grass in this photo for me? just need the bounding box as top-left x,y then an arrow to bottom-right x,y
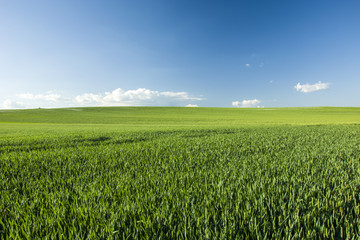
0,129 -> 240,153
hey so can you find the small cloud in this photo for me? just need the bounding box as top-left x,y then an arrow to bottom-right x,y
259,61 -> 264,68
2,99 -> 25,109
295,81 -> 330,93
232,99 -> 261,108
245,64 -> 251,67
269,80 -> 274,84
185,104 -> 199,107
159,91 -> 202,101
75,93 -> 103,105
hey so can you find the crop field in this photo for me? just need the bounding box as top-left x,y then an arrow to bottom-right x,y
1,107 -> 360,239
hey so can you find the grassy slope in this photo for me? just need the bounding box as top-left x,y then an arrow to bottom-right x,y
1,106 -> 360,139
1,106 -> 360,126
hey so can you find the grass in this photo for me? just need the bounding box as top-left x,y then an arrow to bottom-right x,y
1,107 -> 360,238
1,106 -> 360,125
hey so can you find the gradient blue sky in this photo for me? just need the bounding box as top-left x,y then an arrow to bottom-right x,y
1,0 -> 360,108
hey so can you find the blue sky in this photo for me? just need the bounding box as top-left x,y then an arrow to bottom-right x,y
1,0 -> 360,108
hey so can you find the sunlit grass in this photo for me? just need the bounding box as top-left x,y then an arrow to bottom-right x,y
1,107 -> 360,238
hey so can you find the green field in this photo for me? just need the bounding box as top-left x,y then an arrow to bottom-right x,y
1,107 -> 360,239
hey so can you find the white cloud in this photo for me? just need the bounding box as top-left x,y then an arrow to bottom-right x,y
2,99 -> 25,109
5,88 -> 203,109
75,93 -> 103,104
295,81 -> 330,93
185,104 -> 199,107
232,99 -> 261,108
160,91 -> 202,100
74,88 -> 203,106
232,101 -> 240,107
245,64 -> 251,67
17,93 -> 61,101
